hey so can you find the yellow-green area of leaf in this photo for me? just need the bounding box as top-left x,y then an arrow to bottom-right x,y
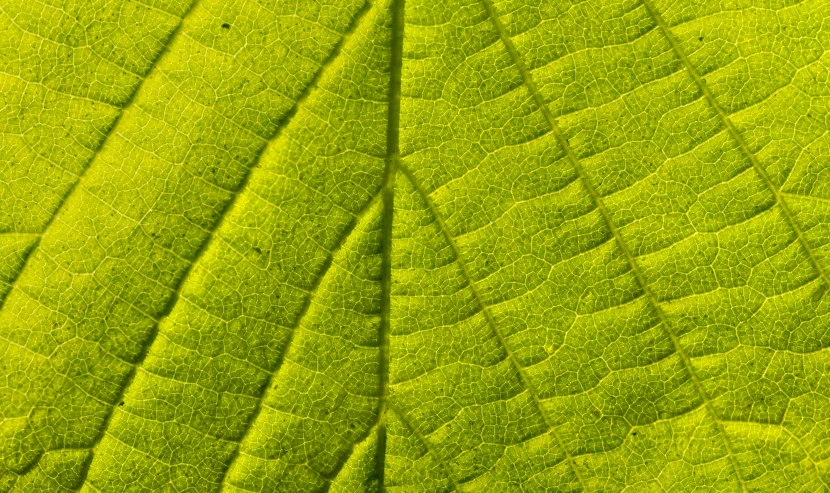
3,0 -> 830,491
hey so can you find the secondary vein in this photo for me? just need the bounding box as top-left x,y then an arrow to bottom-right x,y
639,0 -> 830,290
400,163 -> 587,491
218,190 -> 383,492
388,404 -> 462,491
475,0 -> 601,489
479,0 -> 752,491
0,0 -> 199,312
73,1 -> 375,489
640,0 -> 830,486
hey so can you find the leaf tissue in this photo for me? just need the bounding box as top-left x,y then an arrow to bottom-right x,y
2,0 -> 830,491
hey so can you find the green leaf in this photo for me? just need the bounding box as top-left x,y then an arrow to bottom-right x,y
2,0 -> 830,491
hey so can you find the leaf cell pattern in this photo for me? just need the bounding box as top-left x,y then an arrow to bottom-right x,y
3,0 -> 830,491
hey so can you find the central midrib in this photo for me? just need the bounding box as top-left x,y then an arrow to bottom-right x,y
375,0 -> 405,488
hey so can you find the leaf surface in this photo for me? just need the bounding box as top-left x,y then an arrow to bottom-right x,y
3,0 -> 830,491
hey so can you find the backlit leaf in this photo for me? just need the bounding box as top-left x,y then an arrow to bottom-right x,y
3,0 -> 830,491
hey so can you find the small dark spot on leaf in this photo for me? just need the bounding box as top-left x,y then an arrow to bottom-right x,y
699,36 -> 704,42
221,23 -> 230,29
118,401 -> 125,407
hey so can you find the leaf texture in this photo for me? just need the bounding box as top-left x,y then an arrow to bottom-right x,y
3,0 -> 830,491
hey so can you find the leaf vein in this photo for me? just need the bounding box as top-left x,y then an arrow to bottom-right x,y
398,160 -> 588,489
479,0 -> 760,490
639,0 -> 830,291
74,2 -> 375,490
217,188 -> 382,490
387,404 -> 461,491
0,0 -> 198,314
